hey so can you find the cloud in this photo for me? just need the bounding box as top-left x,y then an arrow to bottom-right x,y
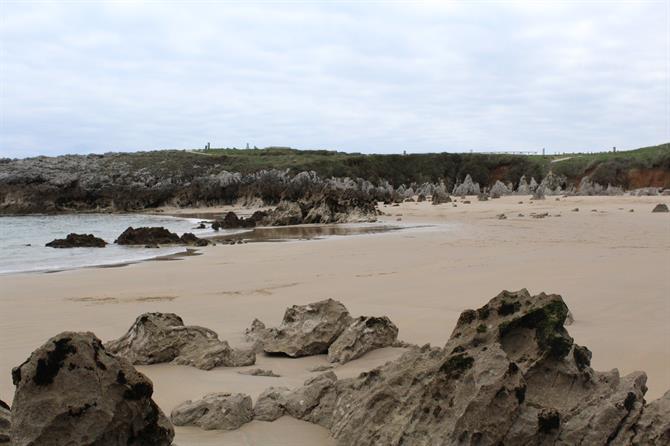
0,1 -> 667,158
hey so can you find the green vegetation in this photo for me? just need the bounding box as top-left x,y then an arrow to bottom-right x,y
88,142 -> 669,188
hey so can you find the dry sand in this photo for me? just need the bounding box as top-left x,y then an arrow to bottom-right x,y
1,195 -> 669,444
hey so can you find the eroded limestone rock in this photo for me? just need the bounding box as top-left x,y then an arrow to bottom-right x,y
171,393 -> 252,430
106,312 -> 254,370
327,316 -> 398,364
11,332 -> 174,446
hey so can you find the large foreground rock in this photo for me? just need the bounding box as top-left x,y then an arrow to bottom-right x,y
262,299 -> 353,357
171,393 -> 252,430
106,312 -> 254,370
10,332 -> 174,446
248,289 -> 670,445
45,233 -> 107,248
327,316 -> 398,364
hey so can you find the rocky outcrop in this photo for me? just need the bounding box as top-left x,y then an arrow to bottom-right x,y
452,174 -> 480,196
115,227 -> 181,245
532,185 -> 546,200
262,299 -> 353,357
516,175 -> 530,194
211,211 -> 262,230
489,180 -> 510,198
431,190 -> 451,205
652,203 -> 669,213
45,233 -> 107,248
105,312 -> 254,370
171,393 -> 253,430
10,332 -> 174,446
114,227 -> 209,246
327,316 -> 398,364
242,290 -> 670,446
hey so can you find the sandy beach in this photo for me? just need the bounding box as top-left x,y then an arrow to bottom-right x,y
1,195 -> 668,445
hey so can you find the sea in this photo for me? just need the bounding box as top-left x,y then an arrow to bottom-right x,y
0,214 -> 217,274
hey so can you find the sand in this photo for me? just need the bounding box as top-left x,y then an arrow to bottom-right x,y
1,195 -> 668,444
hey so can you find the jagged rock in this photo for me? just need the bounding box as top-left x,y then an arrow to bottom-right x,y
264,201 -> 303,225
105,312 -> 255,370
532,186 -> 546,200
489,180 -> 510,198
171,393 -> 252,430
115,227 -> 181,245
529,177 -> 539,192
179,232 -> 210,246
432,190 -> 452,205
238,368 -> 280,377
263,299 -> 353,357
284,372 -> 338,427
416,194 -> 426,202
0,401 -> 8,444
10,332 -> 174,446
244,318 -> 270,353
517,176 -> 530,194
327,316 -> 399,364
452,174 -> 480,196
45,233 -> 107,248
540,171 -> 565,194
253,387 -> 291,421
652,203 -> 669,213
246,289 -> 666,446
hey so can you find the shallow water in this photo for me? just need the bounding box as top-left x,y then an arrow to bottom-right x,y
0,214 -> 216,274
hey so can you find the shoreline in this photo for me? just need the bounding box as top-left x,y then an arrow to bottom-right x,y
1,195 -> 668,445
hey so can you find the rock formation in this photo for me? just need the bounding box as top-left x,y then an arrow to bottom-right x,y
253,387 -> 291,421
179,232 -> 210,246
237,290 -> 670,445
211,211 -> 261,230
171,393 -> 253,430
45,233 -> 107,248
10,332 -> 174,446
327,316 -> 398,364
105,312 -> 255,370
262,299 -> 353,357
115,227 -> 209,246
532,185 -> 546,200
452,174 -> 480,196
489,180 -> 510,198
652,203 -> 669,213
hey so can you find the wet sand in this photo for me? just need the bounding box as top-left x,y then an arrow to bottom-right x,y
0,195 -> 668,445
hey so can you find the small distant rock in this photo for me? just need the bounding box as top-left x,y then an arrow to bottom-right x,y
171,393 -> 252,430
309,364 -> 335,372
238,368 -> 280,377
629,209 -> 635,212
179,232 -> 210,246
45,233 -> 107,248
497,213 -> 507,220
572,208 -> 579,212
652,203 -> 669,213
532,212 -> 549,219
463,200 -> 471,204
518,213 -> 524,217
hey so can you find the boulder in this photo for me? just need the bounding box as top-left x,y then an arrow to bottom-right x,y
115,227 -> 181,245
246,290 -> 667,446
212,211 -> 257,230
105,312 -> 255,370
45,233 -> 107,248
171,393 -> 252,430
431,191 -> 451,205
253,387 -> 291,421
416,194 -> 426,202
244,318 -> 271,353
327,316 -> 399,364
263,299 -> 353,357
489,180 -> 510,198
10,332 -> 174,446
652,203 -> 669,213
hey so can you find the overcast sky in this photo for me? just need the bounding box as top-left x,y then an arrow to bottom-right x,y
0,1 -> 667,158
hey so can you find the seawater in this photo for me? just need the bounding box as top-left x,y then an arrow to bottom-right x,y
0,214 -> 215,274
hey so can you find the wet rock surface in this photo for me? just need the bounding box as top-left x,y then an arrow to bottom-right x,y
238,290 -> 669,445
10,332 -> 174,446
171,392 -> 253,430
45,233 -> 108,248
262,299 -> 353,357
115,227 -> 182,245
327,316 -> 398,364
105,312 -> 255,370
